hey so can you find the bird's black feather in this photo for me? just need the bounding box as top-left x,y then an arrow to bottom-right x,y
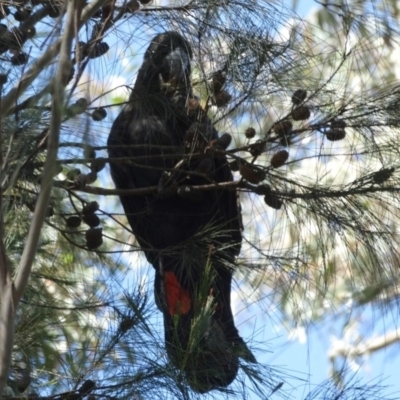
108,31 -> 255,392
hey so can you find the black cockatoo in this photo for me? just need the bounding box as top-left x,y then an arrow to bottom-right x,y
108,31 -> 255,392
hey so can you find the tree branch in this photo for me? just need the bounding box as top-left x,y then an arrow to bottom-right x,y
329,328 -> 400,359
50,177 -> 400,200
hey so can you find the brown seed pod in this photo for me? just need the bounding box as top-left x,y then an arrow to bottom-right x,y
125,0 -> 140,12
291,89 -> 307,105
254,183 -> 271,196
83,201 -> 99,215
239,162 -> 266,184
11,52 -> 28,66
211,71 -> 226,94
82,213 -> 100,228
119,316 -> 135,332
66,216 -> 82,228
74,174 -> 87,189
214,90 -> 231,107
217,133 -> 232,149
85,171 -> 97,184
249,140 -> 266,157
78,380 -> 96,395
92,107 -> 107,121
325,128 -> 346,141
271,150 -> 289,168
245,127 -> 256,139
76,97 -> 88,109
292,106 -> 311,121
88,42 -> 109,59
91,158 -> 106,173
274,120 -> 292,137
86,228 -> 103,249
264,192 -> 282,210
373,167 -> 394,184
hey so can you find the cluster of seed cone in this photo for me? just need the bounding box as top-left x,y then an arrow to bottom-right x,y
234,89 -> 309,210
0,0 -> 115,77
273,89 -> 347,143
325,118 -> 346,141
65,145 -> 105,190
64,145 -> 106,250
233,126 -> 284,210
210,70 -> 232,108
236,89 -> 348,210
65,200 -> 103,250
0,1 -> 38,66
67,9 -> 114,85
66,97 -> 107,122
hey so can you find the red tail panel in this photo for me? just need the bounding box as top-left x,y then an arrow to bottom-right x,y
164,271 -> 192,315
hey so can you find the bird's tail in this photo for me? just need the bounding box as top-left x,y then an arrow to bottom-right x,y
154,255 -> 256,393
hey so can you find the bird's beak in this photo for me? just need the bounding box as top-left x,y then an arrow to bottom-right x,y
161,47 -> 191,84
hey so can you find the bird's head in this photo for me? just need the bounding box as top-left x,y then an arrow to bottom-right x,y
135,31 -> 193,96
